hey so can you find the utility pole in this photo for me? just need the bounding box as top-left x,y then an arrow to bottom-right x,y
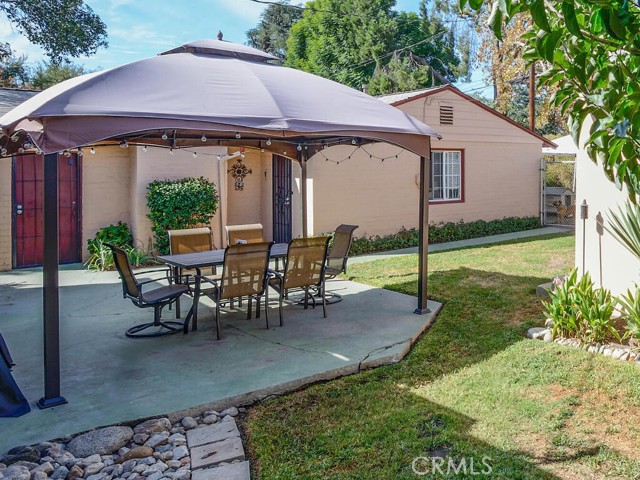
529,62 -> 536,131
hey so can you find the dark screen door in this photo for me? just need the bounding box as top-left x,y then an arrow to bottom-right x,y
13,153 -> 81,267
272,155 -> 292,243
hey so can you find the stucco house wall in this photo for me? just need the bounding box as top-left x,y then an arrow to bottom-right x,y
310,86 -> 549,236
574,125 -> 640,295
0,157 -> 11,270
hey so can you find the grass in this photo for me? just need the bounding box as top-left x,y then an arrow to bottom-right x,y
244,234 -> 640,479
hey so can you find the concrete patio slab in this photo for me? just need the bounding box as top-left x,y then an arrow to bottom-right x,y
0,268 -> 440,452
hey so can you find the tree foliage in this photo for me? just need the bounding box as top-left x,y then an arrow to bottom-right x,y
0,0 -> 107,61
30,59 -> 88,90
0,44 -> 30,88
284,0 -> 471,93
462,0 -> 640,200
246,1 -> 303,60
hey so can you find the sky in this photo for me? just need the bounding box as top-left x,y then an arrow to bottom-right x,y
0,0 -> 490,96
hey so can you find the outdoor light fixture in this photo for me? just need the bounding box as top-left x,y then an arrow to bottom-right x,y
161,131 -> 168,140
297,144 -> 302,151
192,151 -> 197,158
77,148 -> 83,157
90,147 -> 96,154
119,140 -> 128,148
201,133 -> 207,142
235,132 -> 241,139
142,146 -> 147,152
36,148 -> 42,155
0,148 -> 7,156
266,138 -> 272,146
580,199 -> 589,220
18,147 -> 24,154
10,133 -> 19,142
169,148 -> 174,155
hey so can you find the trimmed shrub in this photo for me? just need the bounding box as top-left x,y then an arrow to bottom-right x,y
348,216 -> 541,256
146,177 -> 219,255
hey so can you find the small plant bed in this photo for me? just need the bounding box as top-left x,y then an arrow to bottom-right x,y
528,268 -> 640,367
348,216 -> 542,256
85,222 -> 157,271
245,234 -> 640,479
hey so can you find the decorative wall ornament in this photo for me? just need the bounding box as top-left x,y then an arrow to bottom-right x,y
228,157 -> 252,191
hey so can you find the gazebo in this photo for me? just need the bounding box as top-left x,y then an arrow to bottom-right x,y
0,39 -> 439,409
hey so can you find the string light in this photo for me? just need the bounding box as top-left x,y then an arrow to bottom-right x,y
192,151 -> 198,158
235,132 -> 241,139
260,148 -> 265,152
119,140 -> 129,148
142,146 -> 147,152
266,138 -> 272,146
0,148 -> 7,156
297,144 -> 303,151
90,147 -> 96,155
77,148 -> 83,157
217,155 -> 221,160
10,133 -> 19,142
351,138 -> 357,145
36,148 -> 42,155
63,150 -> 71,157
169,148 -> 174,155
201,134 -> 207,142
18,147 -> 24,154
161,131 -> 168,140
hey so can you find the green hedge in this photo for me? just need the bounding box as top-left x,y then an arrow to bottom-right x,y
348,216 -> 541,256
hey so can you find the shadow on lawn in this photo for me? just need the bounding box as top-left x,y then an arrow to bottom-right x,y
247,267 -> 570,478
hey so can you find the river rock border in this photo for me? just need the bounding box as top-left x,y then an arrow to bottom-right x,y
527,324 -> 640,364
0,407 -> 250,480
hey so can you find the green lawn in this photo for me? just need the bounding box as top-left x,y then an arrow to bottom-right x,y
244,234 -> 640,479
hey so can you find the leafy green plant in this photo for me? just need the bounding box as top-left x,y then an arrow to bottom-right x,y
606,202 -> 640,260
348,217 -> 541,256
544,268 -> 619,343
617,287 -> 640,341
146,177 -> 218,255
85,222 -> 156,271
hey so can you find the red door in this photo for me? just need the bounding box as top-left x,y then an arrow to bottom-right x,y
13,153 -> 82,267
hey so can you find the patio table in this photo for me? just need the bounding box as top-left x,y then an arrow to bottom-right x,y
158,243 -> 288,331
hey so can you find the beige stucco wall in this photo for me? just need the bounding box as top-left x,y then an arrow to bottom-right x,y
309,89 -> 543,237
81,147 -> 132,260
575,125 -> 640,295
0,158 -> 11,270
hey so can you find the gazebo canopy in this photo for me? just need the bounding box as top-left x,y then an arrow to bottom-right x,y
0,39 -> 438,410
0,39 -> 438,157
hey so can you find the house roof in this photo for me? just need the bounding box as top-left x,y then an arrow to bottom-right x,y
542,134 -> 578,156
0,88 -> 40,117
377,84 -> 557,148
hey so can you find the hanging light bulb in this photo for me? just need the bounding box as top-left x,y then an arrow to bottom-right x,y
235,132 -> 241,139
216,154 -> 221,160
192,151 -> 198,158
77,148 -> 83,157
35,148 -> 43,155
64,150 -> 71,157
90,147 -> 96,155
161,131 -> 168,140
23,142 -> 33,150
351,138 -> 357,145
297,144 -> 302,151
0,148 -> 7,156
201,133 -> 207,142
120,140 -> 129,148
323,144 -> 328,149
18,147 -> 24,154
260,148 -> 265,153
142,145 -> 147,152
10,133 -> 19,142
169,147 -> 174,155
266,138 -> 272,146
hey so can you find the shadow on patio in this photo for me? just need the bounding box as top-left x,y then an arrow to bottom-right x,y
0,267 -> 440,452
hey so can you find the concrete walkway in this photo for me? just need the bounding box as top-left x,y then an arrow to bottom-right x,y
349,226 -> 571,265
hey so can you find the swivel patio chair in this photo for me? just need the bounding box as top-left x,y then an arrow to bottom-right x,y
168,227 -> 216,316
322,224 -> 358,303
268,236 -> 330,326
187,241 -> 273,340
108,244 -> 191,338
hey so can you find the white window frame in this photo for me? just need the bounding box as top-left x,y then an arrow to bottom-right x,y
429,150 -> 462,202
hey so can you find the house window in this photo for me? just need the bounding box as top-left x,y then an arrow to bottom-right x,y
440,105 -> 454,125
430,150 -> 462,202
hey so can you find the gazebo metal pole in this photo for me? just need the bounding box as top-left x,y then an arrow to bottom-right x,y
415,153 -> 431,315
37,153 -> 67,409
300,150 -> 308,237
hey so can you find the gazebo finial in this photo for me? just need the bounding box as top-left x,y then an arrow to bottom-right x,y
217,31 -> 223,41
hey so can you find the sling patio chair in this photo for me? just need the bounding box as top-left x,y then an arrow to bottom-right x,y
268,236 -> 330,326
108,243 -> 192,338
323,224 -> 359,304
226,223 -> 264,245
186,241 -> 273,340
168,227 -> 216,316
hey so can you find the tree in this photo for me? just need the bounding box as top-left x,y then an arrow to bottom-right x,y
0,44 -> 30,88
246,1 -> 303,60
285,0 -> 470,94
30,59 -> 88,90
462,0 -> 640,200
0,0 -> 107,61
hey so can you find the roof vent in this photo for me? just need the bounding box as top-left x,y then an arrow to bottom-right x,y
440,104 -> 453,125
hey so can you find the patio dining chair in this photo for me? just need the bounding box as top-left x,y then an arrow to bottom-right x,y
168,227 -> 216,316
323,224 -> 358,303
268,236 -> 330,326
226,223 -> 264,245
108,244 -> 191,338
188,241 -> 273,340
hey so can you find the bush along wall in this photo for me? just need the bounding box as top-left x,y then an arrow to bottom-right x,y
348,216 -> 541,256
146,177 -> 219,255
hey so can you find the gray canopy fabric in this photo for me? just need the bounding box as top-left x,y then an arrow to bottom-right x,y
0,39 -> 438,157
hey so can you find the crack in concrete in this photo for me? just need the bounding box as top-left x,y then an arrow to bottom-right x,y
357,338 -> 410,372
